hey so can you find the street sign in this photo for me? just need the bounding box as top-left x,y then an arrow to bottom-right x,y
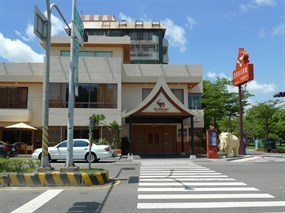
34,5 -> 48,43
232,48 -> 254,86
73,7 -> 84,46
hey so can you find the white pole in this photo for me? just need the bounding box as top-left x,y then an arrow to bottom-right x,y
66,0 -> 76,168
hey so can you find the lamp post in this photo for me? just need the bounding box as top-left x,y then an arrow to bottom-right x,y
35,0 -> 71,170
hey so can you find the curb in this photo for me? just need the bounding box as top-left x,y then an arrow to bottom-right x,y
0,170 -> 109,187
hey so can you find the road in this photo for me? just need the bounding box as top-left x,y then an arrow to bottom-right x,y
0,156 -> 285,213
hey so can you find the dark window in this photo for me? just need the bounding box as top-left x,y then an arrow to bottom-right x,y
57,141 -> 67,148
171,89 -> 184,103
0,87 -> 28,108
188,93 -> 202,109
49,83 -> 117,109
74,140 -> 88,147
60,51 -> 112,57
142,88 -> 152,100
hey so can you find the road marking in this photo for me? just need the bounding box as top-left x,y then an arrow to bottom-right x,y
137,201 -> 285,209
140,175 -> 229,178
139,182 -> 247,186
138,187 -> 259,192
140,178 -> 236,181
11,189 -> 63,213
140,172 -> 222,175
140,170 -> 217,173
138,193 -> 275,199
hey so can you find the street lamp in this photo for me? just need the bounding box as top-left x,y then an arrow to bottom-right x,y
34,0 -> 71,170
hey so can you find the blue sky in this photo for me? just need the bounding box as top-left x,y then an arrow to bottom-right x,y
0,0 -> 284,105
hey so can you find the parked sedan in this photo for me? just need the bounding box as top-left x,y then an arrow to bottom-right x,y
0,141 -> 18,157
32,139 -> 112,163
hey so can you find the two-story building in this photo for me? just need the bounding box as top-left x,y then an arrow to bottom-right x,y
0,15 -> 204,155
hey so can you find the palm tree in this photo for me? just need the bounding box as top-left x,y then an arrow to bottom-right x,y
91,113 -> 106,139
109,120 -> 121,153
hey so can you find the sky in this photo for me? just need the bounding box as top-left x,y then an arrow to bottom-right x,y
0,0 -> 285,106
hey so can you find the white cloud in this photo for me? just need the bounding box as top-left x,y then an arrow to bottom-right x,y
254,0 -> 276,7
162,18 -> 187,52
15,24 -> 35,42
0,33 -> 44,62
118,12 -> 134,22
185,16 -> 197,30
258,27 -> 266,38
117,13 -> 188,53
272,23 -> 285,36
239,0 -> 276,13
206,71 -> 230,80
246,80 -> 276,93
49,13 -> 66,36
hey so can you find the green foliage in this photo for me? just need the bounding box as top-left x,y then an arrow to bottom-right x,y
0,158 -> 39,173
202,77 -> 252,131
98,138 -> 108,145
109,120 -> 121,149
244,100 -> 284,140
91,113 -> 106,130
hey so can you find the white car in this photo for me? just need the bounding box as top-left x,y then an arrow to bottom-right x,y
32,139 -> 112,163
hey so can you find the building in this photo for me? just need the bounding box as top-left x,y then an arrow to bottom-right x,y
0,15 -> 204,155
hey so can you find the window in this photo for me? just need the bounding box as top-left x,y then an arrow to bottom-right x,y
60,51 -> 112,57
57,141 -> 67,148
49,83 -> 117,109
142,88 -> 152,100
74,140 -> 88,147
171,89 -> 184,103
188,93 -> 202,109
0,87 -> 28,108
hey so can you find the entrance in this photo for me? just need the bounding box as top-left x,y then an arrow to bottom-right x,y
132,125 -> 176,154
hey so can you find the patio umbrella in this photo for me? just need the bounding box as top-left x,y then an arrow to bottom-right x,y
5,122 -> 37,142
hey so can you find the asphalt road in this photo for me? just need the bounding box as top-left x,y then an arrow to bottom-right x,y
1,155 -> 285,213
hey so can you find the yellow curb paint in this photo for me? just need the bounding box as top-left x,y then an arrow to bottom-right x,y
81,173 -> 93,186
38,172 -> 47,185
10,174 -> 20,185
52,172 -> 63,185
67,172 -> 79,186
24,174 -> 33,186
0,176 -> 6,185
95,172 -> 104,185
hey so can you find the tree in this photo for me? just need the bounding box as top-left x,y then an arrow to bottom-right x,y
244,100 -> 281,141
91,113 -> 106,139
202,77 -> 252,133
109,120 -> 121,152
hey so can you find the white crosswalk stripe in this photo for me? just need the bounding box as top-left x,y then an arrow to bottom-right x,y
137,161 -> 285,211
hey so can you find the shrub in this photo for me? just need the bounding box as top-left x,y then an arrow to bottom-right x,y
0,158 -> 39,173
98,138 -> 108,145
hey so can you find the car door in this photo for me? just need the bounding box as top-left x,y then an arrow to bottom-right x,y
53,140 -> 68,160
73,140 -> 89,160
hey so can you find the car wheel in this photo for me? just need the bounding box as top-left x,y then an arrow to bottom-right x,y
38,153 -> 52,162
85,152 -> 97,163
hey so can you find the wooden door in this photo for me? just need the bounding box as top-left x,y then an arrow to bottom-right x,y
163,126 -> 175,153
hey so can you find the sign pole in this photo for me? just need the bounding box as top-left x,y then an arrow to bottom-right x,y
66,0 -> 76,169
238,85 -> 245,155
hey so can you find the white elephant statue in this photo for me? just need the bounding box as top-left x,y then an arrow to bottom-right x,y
219,132 -> 240,158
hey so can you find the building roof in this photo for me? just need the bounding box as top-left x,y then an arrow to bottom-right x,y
122,76 -> 201,119
0,63 -> 43,82
80,14 -> 166,31
122,64 -> 203,88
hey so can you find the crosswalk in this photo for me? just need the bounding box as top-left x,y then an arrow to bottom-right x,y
137,161 -> 285,212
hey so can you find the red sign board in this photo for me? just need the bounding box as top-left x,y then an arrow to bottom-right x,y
232,48 -> 254,86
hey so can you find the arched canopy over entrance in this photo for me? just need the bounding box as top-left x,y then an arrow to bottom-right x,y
123,76 -> 198,155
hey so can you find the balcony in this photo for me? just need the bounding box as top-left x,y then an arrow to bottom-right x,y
0,109 -> 32,122
130,52 -> 159,61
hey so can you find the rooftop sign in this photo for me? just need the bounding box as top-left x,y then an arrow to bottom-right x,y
232,48 -> 254,86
